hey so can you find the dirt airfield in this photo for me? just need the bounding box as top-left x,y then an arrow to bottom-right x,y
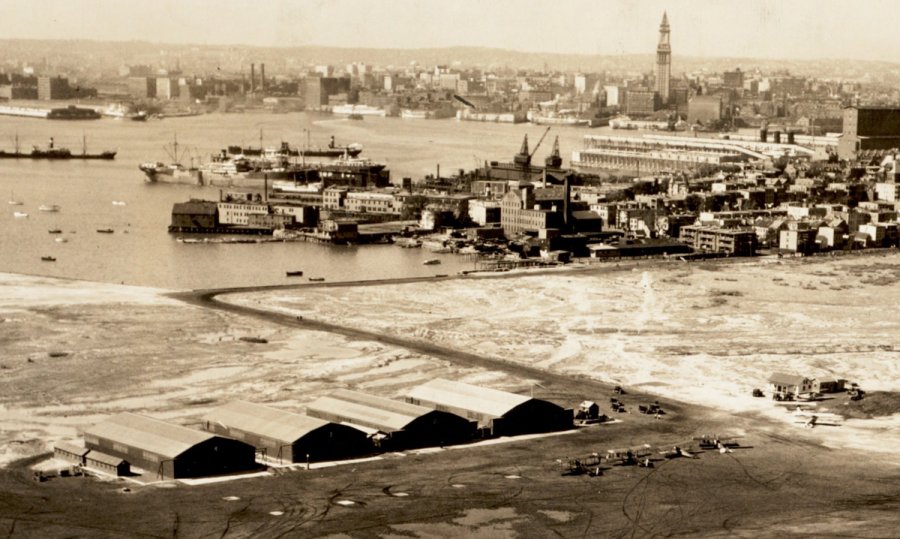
2,255 -> 900,537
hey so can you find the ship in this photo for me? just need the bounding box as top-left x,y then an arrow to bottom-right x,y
0,136 -> 116,160
139,134 -> 199,184
298,136 -> 362,158
529,112 -> 589,127
228,136 -> 363,159
332,104 -> 386,117
197,152 -> 389,188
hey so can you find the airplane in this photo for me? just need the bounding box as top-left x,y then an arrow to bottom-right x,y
557,453 -> 608,476
792,411 -> 843,428
605,445 -> 654,467
693,434 -> 743,453
659,445 -> 699,459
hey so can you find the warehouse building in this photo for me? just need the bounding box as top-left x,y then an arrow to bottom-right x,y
84,413 -> 258,479
54,442 -> 89,466
85,451 -> 131,476
306,389 -> 477,450
405,378 -> 573,437
202,400 -> 372,464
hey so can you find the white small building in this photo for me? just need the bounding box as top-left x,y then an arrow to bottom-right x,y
767,373 -> 816,399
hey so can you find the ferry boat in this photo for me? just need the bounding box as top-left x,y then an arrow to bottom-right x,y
332,104 -> 386,117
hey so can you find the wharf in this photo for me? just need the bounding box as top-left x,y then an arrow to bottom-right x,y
168,226 -> 273,235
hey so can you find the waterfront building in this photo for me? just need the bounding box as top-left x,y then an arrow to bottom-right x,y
679,225 -> 757,256
155,77 -> 179,100
343,190 -> 400,215
217,201 -> 269,226
37,76 -> 71,100
127,76 -> 156,98
571,134 -> 761,173
687,95 -> 724,126
625,87 -> 658,116
838,106 -> 900,160
304,76 -> 351,108
500,183 -> 567,236
655,12 -> 671,106
171,200 -> 218,229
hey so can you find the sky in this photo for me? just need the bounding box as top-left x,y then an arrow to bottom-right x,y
2,0 -> 898,62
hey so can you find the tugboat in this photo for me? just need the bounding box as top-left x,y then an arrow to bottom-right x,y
41,256 -> 56,262
285,270 -> 304,277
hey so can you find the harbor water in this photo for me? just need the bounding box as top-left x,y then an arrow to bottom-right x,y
0,112 -> 605,289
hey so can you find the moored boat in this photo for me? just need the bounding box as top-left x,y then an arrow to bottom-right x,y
286,270 -> 304,277
41,256 -> 56,262
13,211 -> 28,218
423,258 -> 441,265
39,204 -> 60,212
48,228 -> 62,234
96,228 -> 114,234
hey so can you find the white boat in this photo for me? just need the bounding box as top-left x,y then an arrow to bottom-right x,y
332,104 -> 387,117
38,204 -> 60,212
423,258 -> 441,265
401,109 -> 430,119
13,211 -> 28,218
54,237 -> 68,243
112,200 -> 127,206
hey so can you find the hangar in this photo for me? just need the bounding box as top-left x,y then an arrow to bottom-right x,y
305,389 -> 476,450
84,412 -> 258,479
406,378 -> 573,436
202,400 -> 372,464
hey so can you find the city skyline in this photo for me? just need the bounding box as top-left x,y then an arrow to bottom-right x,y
3,0 -> 900,64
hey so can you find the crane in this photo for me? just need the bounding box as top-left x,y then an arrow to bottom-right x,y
514,126 -> 551,168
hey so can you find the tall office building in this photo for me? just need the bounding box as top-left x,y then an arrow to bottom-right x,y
655,12 -> 671,106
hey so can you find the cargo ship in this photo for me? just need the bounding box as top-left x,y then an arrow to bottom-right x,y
196,152 -> 388,188
228,137 -> 363,159
0,136 -> 116,160
139,134 -> 199,184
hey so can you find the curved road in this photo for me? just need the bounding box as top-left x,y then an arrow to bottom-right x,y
169,271 -> 692,417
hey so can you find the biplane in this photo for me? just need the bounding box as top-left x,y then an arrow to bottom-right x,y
605,445 -> 654,467
557,453 -> 608,476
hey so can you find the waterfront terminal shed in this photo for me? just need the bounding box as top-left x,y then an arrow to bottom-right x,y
306,389 -> 476,450
406,378 -> 573,436
202,400 -> 372,463
84,413 -> 258,479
